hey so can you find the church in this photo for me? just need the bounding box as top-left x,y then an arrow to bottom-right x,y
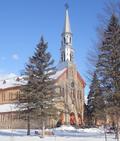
52,5 -> 85,126
0,5 -> 85,128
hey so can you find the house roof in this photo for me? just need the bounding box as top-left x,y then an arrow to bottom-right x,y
77,72 -> 86,88
0,68 -> 85,89
0,73 -> 27,89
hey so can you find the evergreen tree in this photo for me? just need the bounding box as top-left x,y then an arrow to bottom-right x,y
18,37 -> 62,136
87,72 -> 105,126
97,15 -> 120,93
96,14 -> 120,140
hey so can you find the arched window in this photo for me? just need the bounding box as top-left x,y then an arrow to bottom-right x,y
62,88 -> 64,97
70,112 -> 76,125
64,37 -> 66,43
70,53 -> 72,61
70,37 -> 71,43
78,113 -> 82,126
63,52 -> 65,61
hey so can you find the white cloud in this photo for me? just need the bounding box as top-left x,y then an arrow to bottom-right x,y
12,54 -> 19,60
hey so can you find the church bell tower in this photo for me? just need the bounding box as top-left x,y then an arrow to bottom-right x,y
60,4 -> 74,64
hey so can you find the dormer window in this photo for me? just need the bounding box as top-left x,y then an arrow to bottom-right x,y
16,77 -> 20,81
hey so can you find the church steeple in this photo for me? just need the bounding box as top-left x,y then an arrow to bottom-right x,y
63,4 -> 71,33
60,4 -> 74,64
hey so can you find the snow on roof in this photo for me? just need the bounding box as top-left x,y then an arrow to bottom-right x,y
0,69 -> 67,89
0,73 -> 27,89
0,73 -> 16,79
0,104 -> 18,113
51,68 -> 67,79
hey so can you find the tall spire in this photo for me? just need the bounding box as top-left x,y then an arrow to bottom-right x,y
59,4 -> 74,64
63,3 -> 71,33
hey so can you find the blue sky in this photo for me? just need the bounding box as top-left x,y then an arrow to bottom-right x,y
0,0 -> 118,95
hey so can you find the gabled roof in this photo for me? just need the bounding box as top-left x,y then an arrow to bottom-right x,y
0,73 -> 27,89
51,68 -> 67,80
53,67 -> 85,88
77,72 -> 86,88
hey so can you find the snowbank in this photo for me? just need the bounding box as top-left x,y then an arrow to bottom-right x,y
53,125 -> 104,137
0,127 -> 115,141
54,125 -> 76,131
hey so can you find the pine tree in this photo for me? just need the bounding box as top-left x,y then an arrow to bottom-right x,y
18,82 -> 35,135
96,14 -> 120,140
97,15 -> 120,92
18,37 -> 62,136
87,72 -> 105,126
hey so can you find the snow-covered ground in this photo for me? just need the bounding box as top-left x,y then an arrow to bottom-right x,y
0,125 -> 117,141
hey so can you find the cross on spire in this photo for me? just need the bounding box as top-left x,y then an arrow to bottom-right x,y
65,3 -> 69,9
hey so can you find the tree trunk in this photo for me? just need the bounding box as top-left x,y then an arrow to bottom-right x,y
42,120 -> 45,138
104,116 -> 107,141
115,114 -> 119,141
95,117 -> 97,126
104,124 -> 107,141
27,113 -> 30,135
